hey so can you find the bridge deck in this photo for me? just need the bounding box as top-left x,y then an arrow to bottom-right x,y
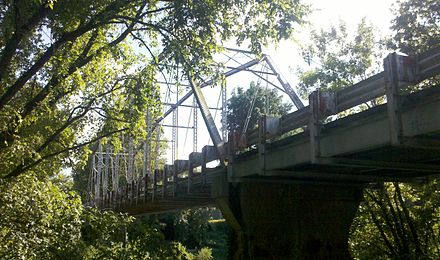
91,48 -> 440,215
232,85 -> 440,183
99,85 -> 440,215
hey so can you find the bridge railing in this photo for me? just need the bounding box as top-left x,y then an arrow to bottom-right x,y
235,47 -> 440,151
90,144 -> 221,210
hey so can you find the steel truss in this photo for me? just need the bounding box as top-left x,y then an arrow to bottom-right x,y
87,47 -> 304,206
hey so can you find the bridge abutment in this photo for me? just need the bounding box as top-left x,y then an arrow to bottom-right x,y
214,177 -> 362,259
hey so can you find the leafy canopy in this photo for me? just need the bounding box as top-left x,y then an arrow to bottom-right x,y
0,174 -> 82,259
0,174 -> 214,259
297,18 -> 385,97
0,0 -> 309,179
390,0 -> 440,55
226,81 -> 292,133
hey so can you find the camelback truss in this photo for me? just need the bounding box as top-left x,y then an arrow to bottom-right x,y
86,48 -> 304,213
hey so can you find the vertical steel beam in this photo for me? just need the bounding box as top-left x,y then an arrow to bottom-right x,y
193,97 -> 198,152
154,126 -> 161,170
176,83 -> 179,160
144,110 -> 152,203
309,91 -> 320,164
144,110 -> 152,177
96,142 -> 103,205
172,109 -> 177,162
221,84 -> 228,141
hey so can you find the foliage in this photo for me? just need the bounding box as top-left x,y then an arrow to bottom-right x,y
226,82 -> 292,133
142,208 -> 228,258
205,219 -> 230,259
0,174 -> 217,259
175,209 -> 229,258
80,207 -> 219,259
174,208 -> 213,248
350,182 -> 440,259
390,0 -> 440,55
194,247 -> 214,260
0,179 -> 206,258
0,0 -> 309,180
297,18 -> 386,97
0,174 -> 82,259
74,207 -> 210,259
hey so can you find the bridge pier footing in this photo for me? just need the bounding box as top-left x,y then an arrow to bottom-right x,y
214,178 -> 363,259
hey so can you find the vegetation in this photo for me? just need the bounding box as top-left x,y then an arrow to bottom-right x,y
350,182 -> 440,259
0,0 -> 309,180
390,0 -> 439,55
0,0 -> 439,259
141,208 -> 230,259
226,82 -> 292,133
297,18 -> 385,98
0,0 -> 307,258
0,174 -> 217,259
0,174 -> 82,259
296,0 -> 440,259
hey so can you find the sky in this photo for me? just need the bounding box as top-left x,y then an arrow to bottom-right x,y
263,0 -> 395,87
161,0 -> 398,163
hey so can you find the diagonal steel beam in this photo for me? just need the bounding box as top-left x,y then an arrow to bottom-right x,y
188,76 -> 226,165
156,58 -> 261,124
263,55 -> 304,109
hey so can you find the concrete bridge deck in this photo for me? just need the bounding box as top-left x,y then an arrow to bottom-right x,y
233,85 -> 440,182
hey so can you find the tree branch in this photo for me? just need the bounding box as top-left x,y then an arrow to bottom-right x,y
367,189 -> 404,253
0,0 -> 134,110
394,182 -> 423,255
0,8 -> 142,149
382,185 -> 409,253
364,196 -> 397,256
4,127 -> 129,179
0,4 -> 51,82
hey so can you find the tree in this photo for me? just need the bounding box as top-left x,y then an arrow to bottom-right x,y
350,182 -> 440,259
226,82 -> 293,133
297,18 -> 385,97
0,0 -> 310,179
390,0 -> 440,55
0,173 -> 211,259
0,174 -> 83,259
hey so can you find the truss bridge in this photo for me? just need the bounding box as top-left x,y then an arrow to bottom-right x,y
87,47 -> 440,259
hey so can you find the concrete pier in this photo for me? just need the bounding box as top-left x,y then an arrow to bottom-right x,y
217,181 -> 363,259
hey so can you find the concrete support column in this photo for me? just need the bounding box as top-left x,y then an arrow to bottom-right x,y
222,182 -> 362,259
